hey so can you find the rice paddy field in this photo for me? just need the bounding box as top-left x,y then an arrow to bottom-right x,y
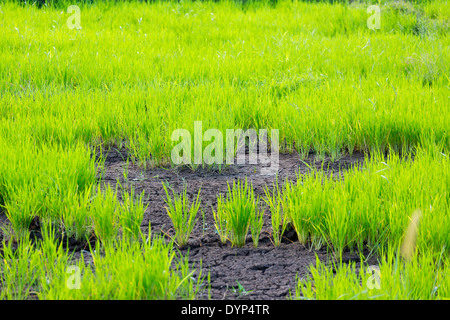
0,0 -> 449,301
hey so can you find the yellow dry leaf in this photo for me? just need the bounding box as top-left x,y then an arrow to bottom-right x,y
401,209 -> 422,261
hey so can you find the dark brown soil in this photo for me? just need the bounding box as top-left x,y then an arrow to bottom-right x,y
100,148 -> 373,300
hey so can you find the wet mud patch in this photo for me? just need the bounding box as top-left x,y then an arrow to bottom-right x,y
100,148 -> 371,299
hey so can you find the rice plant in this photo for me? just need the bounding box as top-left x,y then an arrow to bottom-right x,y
119,187 -> 148,241
263,181 -> 290,247
89,185 -> 120,244
0,234 -> 40,300
250,202 -> 265,248
212,194 -> 229,244
214,179 -> 259,247
0,0 -> 449,301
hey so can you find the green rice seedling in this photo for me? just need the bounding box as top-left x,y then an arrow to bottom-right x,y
250,200 -> 264,248
41,235 -> 206,300
89,184 -> 120,244
282,172 -> 328,248
263,181 -> 289,247
175,253 -> 207,300
61,185 -> 94,242
293,246 -> 450,300
119,187 -> 148,241
163,183 -> 201,247
223,179 -> 258,247
35,221 -> 77,299
2,188 -> 40,241
282,181 -> 309,245
212,195 -> 229,244
323,190 -> 353,259
61,199 -> 80,241
401,209 -> 422,261
0,234 -> 40,300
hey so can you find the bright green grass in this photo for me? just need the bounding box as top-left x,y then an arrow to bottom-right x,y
285,145 -> 450,300
163,183 -> 201,247
0,0 -> 448,243
280,145 -> 450,257
0,0 -> 448,164
291,246 -> 450,300
0,224 -> 206,300
0,0 -> 449,300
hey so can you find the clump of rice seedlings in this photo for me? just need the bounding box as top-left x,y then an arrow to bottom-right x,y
282,181 -> 310,246
263,181 -> 289,247
163,183 -> 201,247
119,186 -> 148,241
226,179 -> 256,247
292,245 -> 450,300
0,141 -> 98,241
35,221 -> 76,298
61,186 -> 94,242
0,234 -> 40,300
323,190 -> 353,259
89,184 -> 120,244
213,179 -> 258,247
